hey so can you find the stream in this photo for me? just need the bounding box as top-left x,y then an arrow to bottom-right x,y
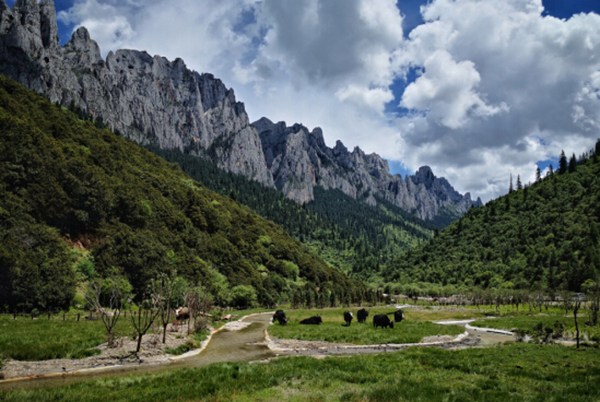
0,313 -> 514,392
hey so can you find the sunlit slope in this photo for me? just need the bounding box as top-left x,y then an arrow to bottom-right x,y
385,154 -> 600,291
0,75 -> 361,312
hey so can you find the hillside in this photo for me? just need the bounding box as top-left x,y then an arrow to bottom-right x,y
0,75 -> 363,313
384,153 -> 600,292
0,0 -> 478,225
149,148 -> 433,277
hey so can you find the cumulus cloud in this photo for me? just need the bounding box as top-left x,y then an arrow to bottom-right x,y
393,0 -> 600,201
54,0 -> 600,202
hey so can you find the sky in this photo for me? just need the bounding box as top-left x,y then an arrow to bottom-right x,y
7,0 -> 600,202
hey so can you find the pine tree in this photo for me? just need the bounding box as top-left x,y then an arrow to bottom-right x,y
569,153 -> 577,173
596,138 -> 600,157
516,175 -> 523,190
535,166 -> 541,182
509,174 -> 514,193
559,151 -> 568,174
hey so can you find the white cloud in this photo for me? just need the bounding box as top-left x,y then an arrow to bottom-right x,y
392,0 -> 600,201
55,0 -> 600,202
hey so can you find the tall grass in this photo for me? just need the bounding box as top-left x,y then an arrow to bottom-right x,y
0,316 -> 135,360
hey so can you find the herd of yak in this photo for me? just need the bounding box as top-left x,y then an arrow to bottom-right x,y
272,309 -> 403,329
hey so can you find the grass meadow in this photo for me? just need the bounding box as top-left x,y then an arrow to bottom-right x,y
3,343 -> 599,401
268,307 -> 466,344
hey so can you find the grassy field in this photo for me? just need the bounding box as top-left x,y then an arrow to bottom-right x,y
2,343 -> 599,401
0,315 -> 137,361
268,307 -> 465,344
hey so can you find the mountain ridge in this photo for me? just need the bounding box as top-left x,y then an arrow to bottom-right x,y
0,0 -> 481,223
254,117 -> 481,220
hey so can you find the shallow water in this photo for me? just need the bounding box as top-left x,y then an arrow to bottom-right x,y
0,314 -> 275,392
0,313 -> 515,391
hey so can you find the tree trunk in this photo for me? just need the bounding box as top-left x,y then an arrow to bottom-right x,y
136,334 -> 143,353
163,323 -> 168,344
574,309 -> 580,349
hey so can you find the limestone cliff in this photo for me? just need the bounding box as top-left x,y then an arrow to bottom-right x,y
0,0 -> 273,185
0,0 -> 481,223
254,118 -> 482,221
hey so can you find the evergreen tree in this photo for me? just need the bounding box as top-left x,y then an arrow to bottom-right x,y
559,151 -> 568,174
509,174 -> 514,193
535,166 -> 541,182
596,138 -> 600,156
569,153 -> 577,173
516,175 -> 523,190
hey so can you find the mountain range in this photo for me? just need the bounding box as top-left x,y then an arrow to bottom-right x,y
0,0 -> 481,223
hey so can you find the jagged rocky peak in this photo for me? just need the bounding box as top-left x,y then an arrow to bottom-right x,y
411,166 -> 435,188
0,0 -> 273,186
253,118 -> 480,221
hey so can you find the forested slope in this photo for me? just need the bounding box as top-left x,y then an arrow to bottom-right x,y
0,75 -> 362,313
385,153 -> 600,291
150,148 -> 433,277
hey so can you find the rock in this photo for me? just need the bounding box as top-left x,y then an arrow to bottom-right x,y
253,119 -> 479,221
0,0 -> 478,223
0,0 -> 273,187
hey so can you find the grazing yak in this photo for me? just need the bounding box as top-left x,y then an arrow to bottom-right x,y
394,309 -> 404,323
300,316 -> 322,325
357,308 -> 369,323
175,307 -> 190,322
373,314 -> 394,329
273,310 -> 288,325
343,311 -> 353,326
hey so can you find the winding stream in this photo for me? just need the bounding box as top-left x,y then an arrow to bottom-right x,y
0,314 -> 513,392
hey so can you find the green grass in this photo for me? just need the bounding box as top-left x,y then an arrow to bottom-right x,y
472,315 -> 575,333
471,314 -> 600,340
3,343 -> 600,401
165,331 -> 210,355
0,315 -> 136,360
269,307 -> 465,344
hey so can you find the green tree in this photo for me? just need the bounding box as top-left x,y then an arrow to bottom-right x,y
559,150 -> 568,174
230,285 -> 257,309
569,153 -> 577,173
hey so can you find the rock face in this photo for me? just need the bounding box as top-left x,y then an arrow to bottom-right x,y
0,0 -> 273,185
254,118 -> 482,220
0,0 -> 480,222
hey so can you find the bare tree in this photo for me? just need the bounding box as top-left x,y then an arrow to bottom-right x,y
129,290 -> 161,354
189,286 -> 213,334
153,271 -> 177,343
85,273 -> 126,347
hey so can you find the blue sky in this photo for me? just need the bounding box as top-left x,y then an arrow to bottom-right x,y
7,0 -> 600,201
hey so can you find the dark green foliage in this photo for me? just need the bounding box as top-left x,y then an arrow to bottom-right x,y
148,147 -> 434,277
385,153 -> 600,291
0,75 -> 360,311
569,153 -> 577,173
3,344 -> 600,401
559,150 -> 568,174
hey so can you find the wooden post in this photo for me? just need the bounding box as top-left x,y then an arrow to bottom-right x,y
48,313 -> 51,321
63,313 -> 66,321
31,312 -> 34,320
13,312 -> 16,320
77,313 -> 80,322
89,311 -> 92,320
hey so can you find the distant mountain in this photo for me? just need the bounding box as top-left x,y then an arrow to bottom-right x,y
0,74 -> 362,312
384,150 -> 600,292
0,0 -> 480,224
254,118 -> 481,221
149,147 -> 434,277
